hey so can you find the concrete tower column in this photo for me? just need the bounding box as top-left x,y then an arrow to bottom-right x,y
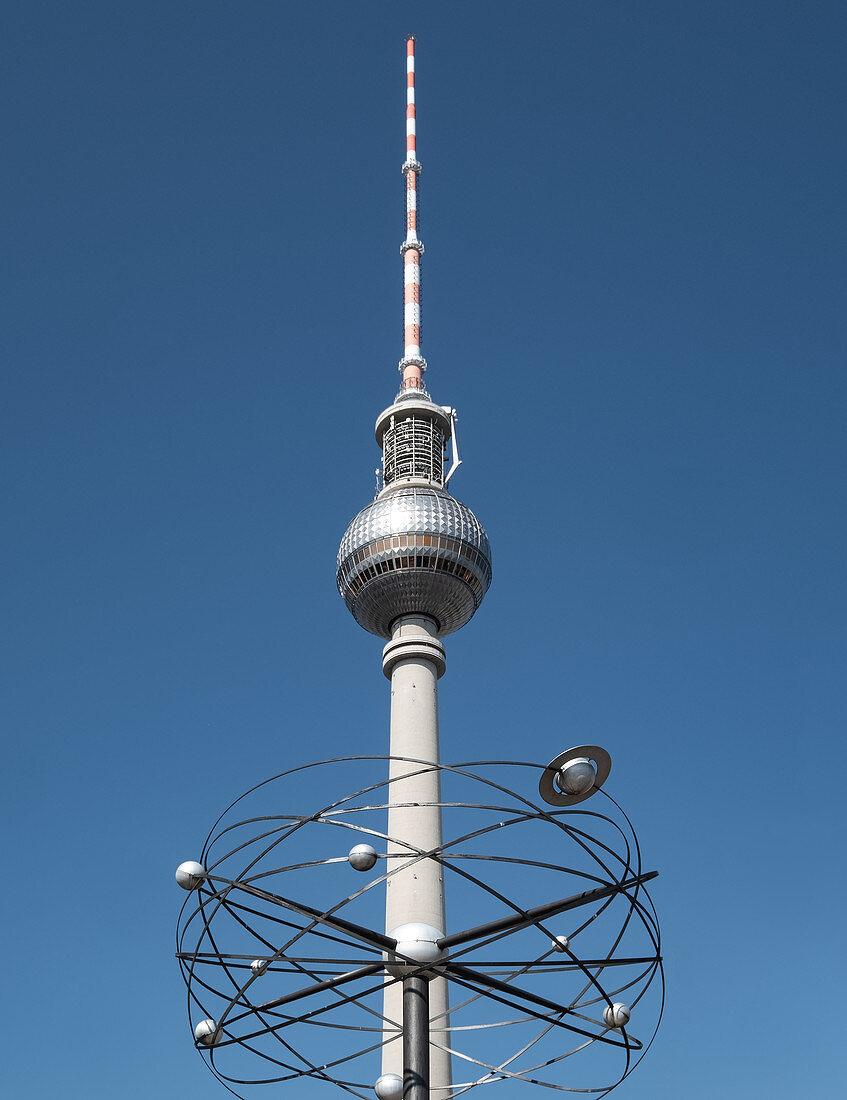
381,613 -> 451,1095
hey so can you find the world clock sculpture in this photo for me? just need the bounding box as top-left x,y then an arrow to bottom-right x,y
175,39 -> 663,1100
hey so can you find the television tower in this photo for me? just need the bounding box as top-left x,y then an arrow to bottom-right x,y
337,36 -> 492,1098
175,37 -> 662,1100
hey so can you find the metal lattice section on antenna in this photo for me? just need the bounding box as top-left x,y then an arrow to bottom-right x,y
175,757 -> 664,1100
382,415 -> 445,487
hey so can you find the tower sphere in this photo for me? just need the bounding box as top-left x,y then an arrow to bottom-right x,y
337,486 -> 491,638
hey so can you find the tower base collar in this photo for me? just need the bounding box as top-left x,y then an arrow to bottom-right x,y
383,631 -> 446,679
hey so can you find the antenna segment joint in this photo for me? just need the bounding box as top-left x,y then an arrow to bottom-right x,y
398,355 -> 427,374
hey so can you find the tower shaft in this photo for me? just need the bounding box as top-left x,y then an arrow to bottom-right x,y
382,615 -> 451,1095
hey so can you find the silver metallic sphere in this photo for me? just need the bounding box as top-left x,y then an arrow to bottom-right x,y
337,487 -> 491,637
374,1073 -> 404,1100
348,843 -> 378,871
194,1019 -> 222,1047
557,758 -> 596,796
386,922 -> 446,976
175,860 -> 205,890
250,959 -> 269,977
603,1002 -> 631,1029
552,934 -> 569,952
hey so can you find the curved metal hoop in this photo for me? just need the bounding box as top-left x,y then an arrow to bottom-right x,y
176,756 -> 663,1099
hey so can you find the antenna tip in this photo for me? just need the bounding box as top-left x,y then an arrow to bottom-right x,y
406,34 -> 417,46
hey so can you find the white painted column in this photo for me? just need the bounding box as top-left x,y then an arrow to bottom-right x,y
381,614 -> 451,1096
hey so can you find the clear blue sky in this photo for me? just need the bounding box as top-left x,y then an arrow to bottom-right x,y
3,1 -> 844,1097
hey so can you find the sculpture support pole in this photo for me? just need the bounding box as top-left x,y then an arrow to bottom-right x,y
382,615 -> 451,1095
403,975 -> 430,1100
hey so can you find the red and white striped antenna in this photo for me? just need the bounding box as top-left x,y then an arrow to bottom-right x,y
399,36 -> 426,393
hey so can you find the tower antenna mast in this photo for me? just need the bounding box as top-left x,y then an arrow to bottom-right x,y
400,35 -> 426,393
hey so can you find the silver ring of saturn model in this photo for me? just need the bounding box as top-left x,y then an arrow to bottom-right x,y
337,485 -> 492,638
